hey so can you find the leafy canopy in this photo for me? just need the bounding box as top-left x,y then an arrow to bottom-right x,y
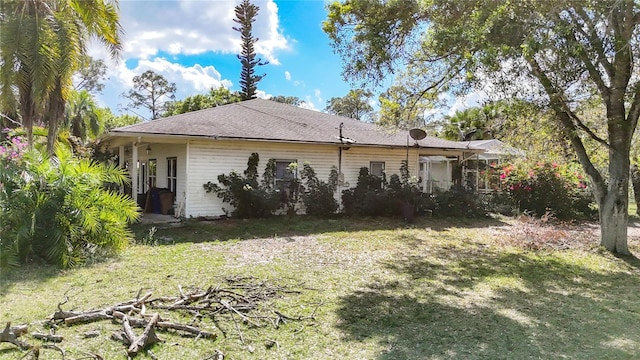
325,0 -> 640,254
325,89 -> 375,122
123,70 -> 176,120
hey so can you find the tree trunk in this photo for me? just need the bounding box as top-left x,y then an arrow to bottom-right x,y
631,164 -> 640,215
598,151 -> 630,255
599,194 -> 629,255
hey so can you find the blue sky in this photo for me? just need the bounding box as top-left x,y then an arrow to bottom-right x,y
91,0 -> 479,120
91,0 -> 351,118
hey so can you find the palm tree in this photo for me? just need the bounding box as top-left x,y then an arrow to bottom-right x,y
64,90 -> 102,142
0,0 -> 122,153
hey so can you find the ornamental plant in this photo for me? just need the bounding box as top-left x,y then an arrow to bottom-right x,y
203,153 -> 282,218
0,141 -> 139,269
500,161 -> 595,220
299,163 -> 339,217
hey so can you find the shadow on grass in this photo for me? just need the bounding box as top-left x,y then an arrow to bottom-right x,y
336,247 -> 640,359
0,262 -> 61,298
132,215 -> 509,245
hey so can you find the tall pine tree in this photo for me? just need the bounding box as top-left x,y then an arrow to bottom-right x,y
233,0 -> 268,101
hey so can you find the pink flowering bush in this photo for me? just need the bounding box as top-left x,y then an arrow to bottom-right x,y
0,134 -> 28,163
499,161 -> 595,220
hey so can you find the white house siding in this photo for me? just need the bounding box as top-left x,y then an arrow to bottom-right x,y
340,146 -> 419,188
187,140 -> 339,217
185,140 -> 421,217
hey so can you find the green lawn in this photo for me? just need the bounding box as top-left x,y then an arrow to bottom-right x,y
2,216 -> 640,359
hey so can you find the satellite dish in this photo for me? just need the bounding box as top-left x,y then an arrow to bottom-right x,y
409,128 -> 427,141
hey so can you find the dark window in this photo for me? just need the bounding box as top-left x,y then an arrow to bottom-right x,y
370,161 -> 385,177
167,157 -> 177,193
148,159 -> 157,189
275,160 -> 296,184
275,160 -> 297,201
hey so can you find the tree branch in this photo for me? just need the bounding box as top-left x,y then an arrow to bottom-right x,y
571,7 -> 614,79
557,12 -> 611,103
626,82 -> 640,130
527,56 -> 606,198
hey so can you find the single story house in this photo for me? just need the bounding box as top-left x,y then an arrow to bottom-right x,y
102,99 -> 483,217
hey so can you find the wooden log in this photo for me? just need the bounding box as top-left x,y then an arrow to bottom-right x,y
122,316 -> 137,345
64,310 -> 112,325
50,310 -> 83,321
112,311 -> 216,339
127,313 -> 160,356
156,322 -> 216,339
31,332 -> 63,342
0,322 -> 31,349
110,330 -> 130,345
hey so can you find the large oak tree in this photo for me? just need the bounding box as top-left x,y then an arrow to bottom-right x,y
325,0 -> 640,254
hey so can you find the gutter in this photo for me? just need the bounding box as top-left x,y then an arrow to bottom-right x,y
102,131 -> 473,151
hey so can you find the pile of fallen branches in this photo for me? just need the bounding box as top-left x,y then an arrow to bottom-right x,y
1,276 -> 318,359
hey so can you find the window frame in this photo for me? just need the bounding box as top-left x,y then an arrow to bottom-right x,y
274,159 -> 297,186
148,158 -> 157,189
369,161 -> 385,177
167,157 -> 177,193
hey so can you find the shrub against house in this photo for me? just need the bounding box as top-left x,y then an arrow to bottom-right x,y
0,134 -> 139,269
204,153 -> 489,219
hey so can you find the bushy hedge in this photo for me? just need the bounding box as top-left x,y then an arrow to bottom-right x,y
0,138 -> 139,269
499,161 -> 596,219
341,167 -> 395,216
204,154 -> 339,218
299,163 -> 339,217
432,185 -> 487,218
203,153 -> 282,218
340,161 -> 472,219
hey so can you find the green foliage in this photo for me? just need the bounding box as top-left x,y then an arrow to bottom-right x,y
270,96 -> 303,106
499,161 -> 596,220
64,90 -> 102,142
325,0 -> 640,253
102,109 -> 142,132
0,141 -> 139,269
166,87 -> 242,116
203,153 -> 282,218
123,70 -> 176,120
234,0 -> 268,100
325,89 -> 376,122
377,81 -> 434,130
432,185 -> 487,218
74,56 -> 108,95
300,163 -> 339,217
341,167 -> 392,216
342,162 -> 424,218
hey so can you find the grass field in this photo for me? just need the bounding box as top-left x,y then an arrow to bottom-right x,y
2,216 -> 640,359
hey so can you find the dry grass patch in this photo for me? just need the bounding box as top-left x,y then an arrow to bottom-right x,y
2,216 -> 640,359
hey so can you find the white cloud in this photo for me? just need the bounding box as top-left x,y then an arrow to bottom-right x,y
93,55 -> 234,118
118,0 -> 288,62
285,71 -> 291,81
117,57 -> 232,94
447,91 -> 487,116
299,101 -> 319,111
256,90 -> 272,99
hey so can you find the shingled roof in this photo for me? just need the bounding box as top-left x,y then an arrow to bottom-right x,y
109,98 -> 470,150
